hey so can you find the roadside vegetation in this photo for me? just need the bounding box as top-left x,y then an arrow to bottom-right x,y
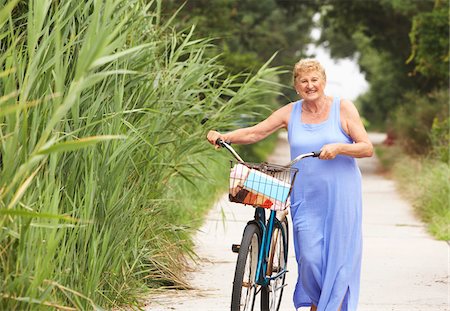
0,0 -> 284,309
375,89 -> 449,240
389,156 -> 449,240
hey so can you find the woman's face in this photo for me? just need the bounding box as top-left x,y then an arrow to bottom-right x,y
294,70 -> 326,101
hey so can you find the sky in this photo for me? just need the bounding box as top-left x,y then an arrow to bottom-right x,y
306,28 -> 369,101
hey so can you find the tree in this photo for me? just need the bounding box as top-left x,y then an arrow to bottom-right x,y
316,0 -> 447,126
315,0 -> 449,156
161,0 -> 316,87
407,1 -> 449,83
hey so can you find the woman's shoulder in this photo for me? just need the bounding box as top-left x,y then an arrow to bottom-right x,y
339,98 -> 359,116
286,101 -> 297,110
286,100 -> 304,112
339,97 -> 353,107
338,98 -> 363,135
271,101 -> 297,128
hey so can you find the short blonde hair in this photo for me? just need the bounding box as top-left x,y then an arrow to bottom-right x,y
293,58 -> 326,83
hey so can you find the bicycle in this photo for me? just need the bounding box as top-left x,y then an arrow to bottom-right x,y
216,139 -> 320,311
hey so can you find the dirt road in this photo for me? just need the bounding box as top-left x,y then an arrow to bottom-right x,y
146,132 -> 449,311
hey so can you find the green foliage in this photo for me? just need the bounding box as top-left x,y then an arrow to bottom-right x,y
407,3 -> 449,83
352,31 -> 413,128
430,116 -> 449,163
319,0 -> 424,62
317,0 -> 447,127
390,89 -> 449,154
161,0 -> 316,86
394,158 -> 450,240
0,0 -> 283,309
235,132 -> 279,163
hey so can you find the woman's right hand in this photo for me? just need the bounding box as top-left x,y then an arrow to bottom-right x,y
206,130 -> 226,149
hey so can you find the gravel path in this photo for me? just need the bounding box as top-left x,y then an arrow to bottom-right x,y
146,132 -> 449,311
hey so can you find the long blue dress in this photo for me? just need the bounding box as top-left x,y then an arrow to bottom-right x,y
287,97 -> 362,311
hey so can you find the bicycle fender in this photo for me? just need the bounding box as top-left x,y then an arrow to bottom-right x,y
247,219 -> 265,234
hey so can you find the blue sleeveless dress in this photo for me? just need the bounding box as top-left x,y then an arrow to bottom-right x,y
287,97 -> 362,311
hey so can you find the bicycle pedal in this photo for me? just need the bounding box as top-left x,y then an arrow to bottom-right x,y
231,244 -> 240,253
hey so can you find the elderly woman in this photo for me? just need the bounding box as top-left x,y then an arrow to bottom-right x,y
207,58 -> 373,311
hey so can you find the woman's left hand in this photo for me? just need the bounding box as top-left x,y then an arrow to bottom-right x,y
319,143 -> 341,160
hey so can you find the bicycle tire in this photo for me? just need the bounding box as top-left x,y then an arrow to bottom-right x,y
231,223 -> 262,311
261,218 -> 288,310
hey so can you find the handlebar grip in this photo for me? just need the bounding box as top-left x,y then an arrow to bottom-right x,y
215,138 -> 224,147
312,151 -> 321,157
215,138 -> 231,147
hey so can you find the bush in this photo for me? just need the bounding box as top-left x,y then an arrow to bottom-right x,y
390,88 -> 449,154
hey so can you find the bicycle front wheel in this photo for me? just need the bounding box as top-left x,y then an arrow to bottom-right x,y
261,218 -> 288,310
231,223 -> 261,311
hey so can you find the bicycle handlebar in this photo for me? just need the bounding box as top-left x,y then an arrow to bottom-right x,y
215,138 -> 320,167
216,139 -> 244,163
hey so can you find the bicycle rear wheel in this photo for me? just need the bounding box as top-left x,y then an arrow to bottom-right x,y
231,223 -> 261,311
261,218 -> 288,310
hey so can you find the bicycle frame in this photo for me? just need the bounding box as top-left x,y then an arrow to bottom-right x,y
251,208 -> 288,287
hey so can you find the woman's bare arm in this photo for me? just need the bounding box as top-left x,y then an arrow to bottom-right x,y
320,99 -> 373,159
207,103 -> 293,146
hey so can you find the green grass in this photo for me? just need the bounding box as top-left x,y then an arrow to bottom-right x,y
0,0 -> 284,309
376,145 -> 450,240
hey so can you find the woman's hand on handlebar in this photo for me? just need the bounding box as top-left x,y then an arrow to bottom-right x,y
319,143 -> 340,160
207,130 -> 226,149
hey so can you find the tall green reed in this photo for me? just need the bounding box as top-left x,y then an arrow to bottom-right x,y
0,0 -> 283,309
